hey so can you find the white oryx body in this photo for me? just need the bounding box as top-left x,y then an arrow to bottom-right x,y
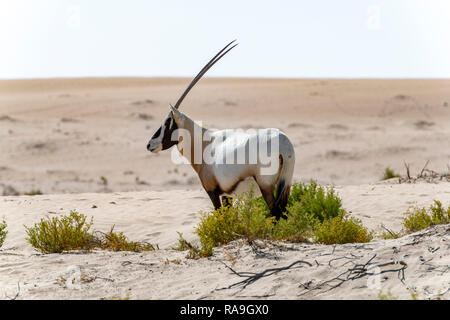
147,41 -> 295,219
199,128 -> 295,197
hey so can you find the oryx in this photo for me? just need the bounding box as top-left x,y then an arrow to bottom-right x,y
147,41 -> 295,219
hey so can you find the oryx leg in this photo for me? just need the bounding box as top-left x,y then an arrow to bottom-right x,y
206,189 -> 222,210
258,186 -> 275,211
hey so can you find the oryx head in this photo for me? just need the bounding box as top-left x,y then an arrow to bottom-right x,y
146,107 -> 179,153
147,40 -> 238,153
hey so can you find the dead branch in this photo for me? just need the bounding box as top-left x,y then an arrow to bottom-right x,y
299,254 -> 408,296
418,160 -> 430,178
5,282 -> 20,300
219,259 -> 312,290
381,224 -> 398,239
404,161 -> 411,180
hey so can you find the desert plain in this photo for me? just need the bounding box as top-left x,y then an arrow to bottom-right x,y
0,77 -> 449,299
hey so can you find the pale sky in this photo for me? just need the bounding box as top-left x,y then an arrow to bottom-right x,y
1,0 -> 450,79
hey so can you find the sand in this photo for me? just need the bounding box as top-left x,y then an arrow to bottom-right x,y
0,78 -> 449,300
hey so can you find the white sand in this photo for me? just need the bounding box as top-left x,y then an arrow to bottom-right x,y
0,182 -> 449,300
0,78 -> 449,299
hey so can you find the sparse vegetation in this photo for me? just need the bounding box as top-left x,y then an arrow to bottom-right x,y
196,188 -> 274,256
103,294 -> 131,300
376,200 -> 450,239
174,232 -> 210,258
24,189 -> 43,196
377,289 -> 398,300
0,220 -> 7,247
192,182 -> 373,257
378,227 -> 401,240
402,200 -> 450,233
95,227 -> 155,252
382,167 -> 400,180
99,176 -> 108,186
25,211 -> 155,253
135,176 -> 149,185
173,232 -> 190,251
313,213 -> 373,244
25,211 -> 96,253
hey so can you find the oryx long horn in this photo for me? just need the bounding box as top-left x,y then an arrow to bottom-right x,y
173,40 -> 238,109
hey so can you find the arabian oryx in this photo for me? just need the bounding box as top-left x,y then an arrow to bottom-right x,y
147,41 -> 295,220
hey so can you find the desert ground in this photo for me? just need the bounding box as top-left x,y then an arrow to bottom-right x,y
0,78 -> 449,300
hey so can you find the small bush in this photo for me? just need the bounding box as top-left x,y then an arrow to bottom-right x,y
287,181 -> 344,222
193,181 -> 372,257
313,213 -> 373,244
402,207 -> 432,233
25,211 -> 154,253
273,181 -> 345,242
379,229 -> 401,240
382,167 -> 400,180
173,232 -> 190,251
402,200 -> 450,233
174,232 -> 210,258
377,200 -> 450,239
195,188 -> 274,255
429,200 -> 450,224
24,189 -> 43,196
25,211 -> 96,253
96,227 -> 155,252
378,289 -> 398,300
272,203 -> 316,242
0,220 -> 7,247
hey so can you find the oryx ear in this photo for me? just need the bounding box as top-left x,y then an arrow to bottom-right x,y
169,104 -> 184,123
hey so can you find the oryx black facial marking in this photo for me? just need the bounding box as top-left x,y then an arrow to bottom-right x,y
147,114 -> 178,152
160,115 -> 179,150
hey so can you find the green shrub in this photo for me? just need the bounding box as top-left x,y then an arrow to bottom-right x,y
382,167 -> 400,180
402,207 -> 432,233
174,232 -> 212,258
25,211 -> 155,253
313,213 -> 373,244
24,189 -> 43,196
379,229 -> 401,240
96,227 -> 155,252
0,220 -> 7,248
287,181 -> 344,222
173,232 -> 190,251
193,181 -> 371,256
377,200 -> 450,239
272,181 -> 345,242
402,200 -> 450,233
378,289 -> 398,300
272,202 -> 317,242
429,200 -> 450,224
195,188 -> 274,255
25,211 -> 96,253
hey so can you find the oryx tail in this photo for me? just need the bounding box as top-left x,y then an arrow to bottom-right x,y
272,151 -> 295,219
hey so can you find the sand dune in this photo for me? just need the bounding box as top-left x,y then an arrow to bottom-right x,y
0,182 -> 448,300
0,78 -> 449,299
1,78 -> 449,194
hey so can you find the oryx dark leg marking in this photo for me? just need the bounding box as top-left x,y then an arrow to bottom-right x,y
259,187 -> 275,211
207,189 -> 222,210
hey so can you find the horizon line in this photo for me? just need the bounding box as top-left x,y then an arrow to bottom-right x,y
2,75 -> 450,81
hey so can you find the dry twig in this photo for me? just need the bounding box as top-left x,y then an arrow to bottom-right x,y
218,259 -> 312,291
